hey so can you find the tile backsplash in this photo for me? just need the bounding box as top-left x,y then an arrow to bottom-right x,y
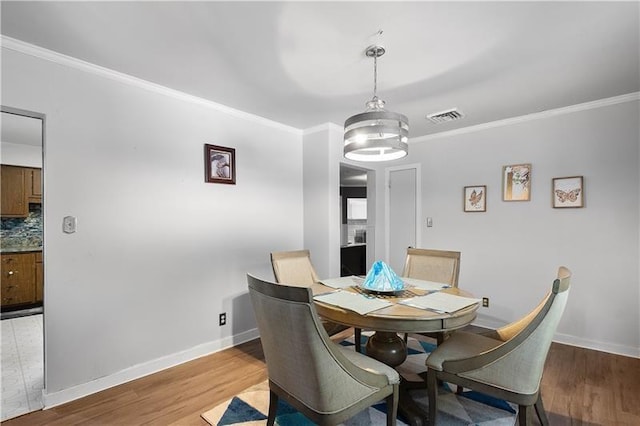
1,204 -> 43,249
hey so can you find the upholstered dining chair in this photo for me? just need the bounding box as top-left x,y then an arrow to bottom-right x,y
402,248 -> 461,288
247,274 -> 400,426
270,249 -> 350,337
425,266 -> 572,426
270,249 -> 320,287
402,248 -> 461,344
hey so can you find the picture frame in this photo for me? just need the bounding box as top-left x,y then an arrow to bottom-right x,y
502,163 -> 531,201
204,144 -> 236,185
552,176 -> 584,208
464,185 -> 486,212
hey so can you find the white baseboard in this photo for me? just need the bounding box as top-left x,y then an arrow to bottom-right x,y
553,332 -> 639,359
473,317 -> 639,359
42,328 -> 260,409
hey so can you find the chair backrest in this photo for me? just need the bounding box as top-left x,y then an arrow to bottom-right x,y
402,248 -> 461,287
270,249 -> 319,286
449,267 -> 572,395
247,274 -> 391,413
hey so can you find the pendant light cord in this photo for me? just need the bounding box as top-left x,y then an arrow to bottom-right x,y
373,54 -> 378,100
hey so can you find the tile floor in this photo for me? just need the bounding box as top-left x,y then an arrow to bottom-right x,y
1,313 -> 44,421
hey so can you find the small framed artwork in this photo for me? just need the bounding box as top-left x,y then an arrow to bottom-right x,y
464,185 -> 486,212
204,144 -> 236,184
502,163 -> 531,201
552,176 -> 584,208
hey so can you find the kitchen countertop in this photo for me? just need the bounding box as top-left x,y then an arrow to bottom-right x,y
0,247 -> 43,254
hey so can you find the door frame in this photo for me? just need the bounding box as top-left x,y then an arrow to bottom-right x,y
385,163 -> 421,264
340,162 -> 376,270
1,105 -> 46,393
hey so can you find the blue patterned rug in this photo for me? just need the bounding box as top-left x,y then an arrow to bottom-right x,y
202,335 -> 517,425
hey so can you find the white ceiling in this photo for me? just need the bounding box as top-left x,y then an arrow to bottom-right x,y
1,1 -> 638,142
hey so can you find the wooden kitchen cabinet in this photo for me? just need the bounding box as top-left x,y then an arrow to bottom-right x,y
0,165 -> 42,217
1,165 -> 28,217
1,253 -> 37,308
28,168 -> 42,203
35,252 -> 43,303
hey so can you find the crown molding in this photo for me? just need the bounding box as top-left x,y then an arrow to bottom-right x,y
410,91 -> 640,144
1,36 -> 302,136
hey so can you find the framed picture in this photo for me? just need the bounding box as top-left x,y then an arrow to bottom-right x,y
552,176 -> 584,208
464,185 -> 486,212
502,163 -> 531,201
204,144 -> 236,184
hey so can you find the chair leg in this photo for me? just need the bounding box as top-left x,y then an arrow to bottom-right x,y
534,394 -> 549,426
355,328 -> 362,353
426,368 -> 438,426
518,404 -> 532,426
386,384 -> 399,426
267,390 -> 278,426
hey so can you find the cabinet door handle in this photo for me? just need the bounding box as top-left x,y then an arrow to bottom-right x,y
7,271 -> 17,276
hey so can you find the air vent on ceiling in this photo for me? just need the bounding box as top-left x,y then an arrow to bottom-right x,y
426,108 -> 465,124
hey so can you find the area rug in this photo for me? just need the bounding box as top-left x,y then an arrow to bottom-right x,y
202,335 -> 517,425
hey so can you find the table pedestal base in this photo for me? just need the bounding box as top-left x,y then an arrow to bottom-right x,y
365,331 -> 407,367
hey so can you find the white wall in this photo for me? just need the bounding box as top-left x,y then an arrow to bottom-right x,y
381,99 -> 640,357
302,124 -> 342,278
2,45 -> 304,403
1,141 -> 42,167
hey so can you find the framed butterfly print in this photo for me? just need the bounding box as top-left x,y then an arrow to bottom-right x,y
464,185 -> 486,212
553,176 -> 583,208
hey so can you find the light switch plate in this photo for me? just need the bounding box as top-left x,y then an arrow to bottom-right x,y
426,217 -> 433,227
63,216 -> 77,234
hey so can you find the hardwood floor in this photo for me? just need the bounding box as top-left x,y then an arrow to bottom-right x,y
3,339 -> 639,425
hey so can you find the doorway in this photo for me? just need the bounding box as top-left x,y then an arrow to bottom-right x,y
340,163 -> 373,276
1,106 -> 45,420
386,165 -> 421,273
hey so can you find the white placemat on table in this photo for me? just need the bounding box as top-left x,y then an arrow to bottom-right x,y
400,292 -> 480,313
314,290 -> 392,315
401,277 -> 450,291
319,276 -> 364,289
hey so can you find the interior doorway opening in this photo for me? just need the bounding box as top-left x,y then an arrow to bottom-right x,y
339,163 -> 374,276
1,106 -> 45,421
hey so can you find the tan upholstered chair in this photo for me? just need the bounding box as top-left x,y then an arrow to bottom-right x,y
270,250 -> 320,287
402,248 -> 461,288
247,274 -> 400,426
426,266 -> 572,426
270,250 -> 349,337
402,248 -> 461,344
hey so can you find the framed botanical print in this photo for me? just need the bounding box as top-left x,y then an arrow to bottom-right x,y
502,163 -> 531,201
464,185 -> 486,212
553,176 -> 583,208
204,144 -> 236,185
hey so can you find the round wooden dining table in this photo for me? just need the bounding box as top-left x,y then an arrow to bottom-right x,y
312,281 -> 479,426
312,282 -> 479,366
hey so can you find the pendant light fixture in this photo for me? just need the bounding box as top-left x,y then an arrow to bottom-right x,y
344,45 -> 409,162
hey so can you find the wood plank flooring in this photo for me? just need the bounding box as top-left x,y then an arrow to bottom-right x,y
3,338 -> 638,425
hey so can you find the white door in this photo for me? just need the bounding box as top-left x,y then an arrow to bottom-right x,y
387,167 -> 418,274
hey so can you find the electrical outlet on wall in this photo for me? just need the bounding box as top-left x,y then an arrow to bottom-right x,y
219,312 -> 227,326
482,297 -> 489,308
